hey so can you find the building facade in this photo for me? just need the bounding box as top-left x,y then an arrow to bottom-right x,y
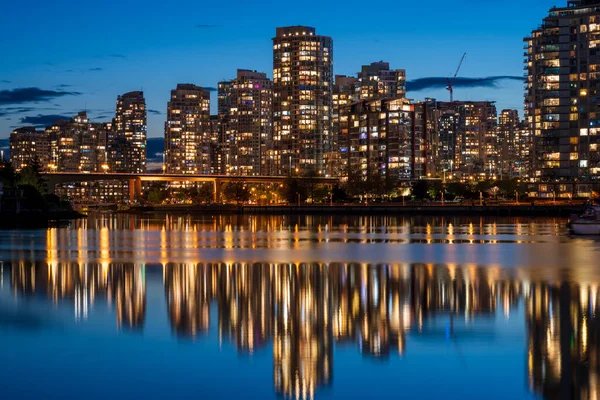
41,112 -> 108,173
432,101 -> 498,178
358,61 -> 407,100
218,70 -> 273,176
525,0 -> 600,179
164,84 -> 212,174
110,91 -> 147,173
272,26 -> 333,176
9,127 -> 52,172
498,109 -> 521,177
339,98 -> 426,189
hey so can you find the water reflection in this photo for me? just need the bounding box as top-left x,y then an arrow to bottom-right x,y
5,261 -> 600,399
9,262 -> 145,329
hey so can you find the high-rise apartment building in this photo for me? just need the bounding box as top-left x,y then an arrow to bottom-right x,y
498,109 -> 521,177
9,127 -> 52,172
164,84 -> 211,174
339,98 -> 427,187
218,69 -> 273,176
358,61 -> 406,100
272,26 -> 333,176
110,91 -> 147,173
525,0 -> 600,179
45,112 -> 108,173
433,101 -> 498,177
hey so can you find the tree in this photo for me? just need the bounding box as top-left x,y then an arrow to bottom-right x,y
412,180 -> 429,200
222,182 -> 251,205
281,177 -> 307,204
18,157 -> 47,194
194,183 -> 214,204
0,161 -> 18,189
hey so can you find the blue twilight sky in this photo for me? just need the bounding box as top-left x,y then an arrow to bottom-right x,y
0,0 -> 558,138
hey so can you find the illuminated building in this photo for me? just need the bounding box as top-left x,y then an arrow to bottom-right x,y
498,109 -> 520,177
109,91 -> 147,173
525,0 -> 600,179
332,75 -> 360,177
164,84 -> 212,174
272,26 -> 333,176
9,126 -> 52,172
517,120 -> 533,178
339,98 -> 428,188
433,101 -> 498,177
40,112 -> 109,173
358,61 -> 406,100
219,69 -> 273,175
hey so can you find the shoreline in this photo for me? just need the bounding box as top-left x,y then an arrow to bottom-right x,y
118,203 -> 582,217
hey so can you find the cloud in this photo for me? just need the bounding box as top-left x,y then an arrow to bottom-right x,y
0,107 -> 40,117
88,67 -> 104,72
204,86 -> 217,92
56,84 -> 72,88
406,76 -> 524,92
0,87 -> 81,105
109,54 -> 126,58
1,80 -> 11,84
148,109 -> 162,115
20,114 -> 71,126
195,24 -> 222,28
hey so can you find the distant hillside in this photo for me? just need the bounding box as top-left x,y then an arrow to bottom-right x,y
146,137 -> 164,163
0,138 -> 9,159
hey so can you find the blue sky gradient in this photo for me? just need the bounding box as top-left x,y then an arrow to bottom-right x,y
0,0 -> 559,138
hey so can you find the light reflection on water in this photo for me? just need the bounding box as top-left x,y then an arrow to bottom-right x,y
1,214 -> 599,399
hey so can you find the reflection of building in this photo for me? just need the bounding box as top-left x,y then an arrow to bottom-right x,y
9,262 -> 145,329
164,263 -> 212,337
109,264 -> 146,330
11,256 -> 557,399
526,283 -> 600,400
273,264 -> 332,399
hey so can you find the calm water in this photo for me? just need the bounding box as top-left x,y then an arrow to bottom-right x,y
1,214 -> 599,399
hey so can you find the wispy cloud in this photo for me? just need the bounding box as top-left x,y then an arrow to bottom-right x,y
204,86 -> 217,92
88,67 -> 104,72
0,88 -> 81,105
195,24 -> 222,28
0,107 -> 37,117
1,80 -> 11,84
20,114 -> 71,126
109,54 -> 126,58
148,109 -> 162,115
406,76 -> 524,92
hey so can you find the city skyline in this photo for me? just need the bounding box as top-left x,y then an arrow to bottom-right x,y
0,0 -> 558,139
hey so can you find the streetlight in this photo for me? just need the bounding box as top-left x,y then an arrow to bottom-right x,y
297,193 -> 300,206
515,190 -> 519,204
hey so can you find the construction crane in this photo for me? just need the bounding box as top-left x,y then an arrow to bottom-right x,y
446,53 -> 466,103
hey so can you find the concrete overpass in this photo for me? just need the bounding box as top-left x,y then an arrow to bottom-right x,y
41,172 -> 339,203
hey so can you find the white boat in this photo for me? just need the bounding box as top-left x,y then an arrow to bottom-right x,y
569,206 -> 600,235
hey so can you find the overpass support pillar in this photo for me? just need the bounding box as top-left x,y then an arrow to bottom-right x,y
213,179 -> 222,203
129,178 -> 142,204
